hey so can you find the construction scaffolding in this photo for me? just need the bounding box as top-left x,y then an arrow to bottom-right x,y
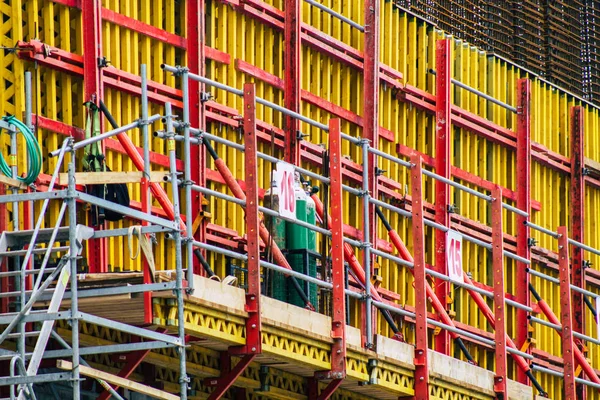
0,0 -> 600,399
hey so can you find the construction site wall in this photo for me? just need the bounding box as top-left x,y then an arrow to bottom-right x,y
2,0 -> 600,398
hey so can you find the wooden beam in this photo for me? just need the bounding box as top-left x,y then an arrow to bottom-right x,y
56,360 -> 179,400
58,171 -> 167,185
0,175 -> 27,189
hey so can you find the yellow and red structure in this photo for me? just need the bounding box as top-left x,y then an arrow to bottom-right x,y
1,1 -> 600,399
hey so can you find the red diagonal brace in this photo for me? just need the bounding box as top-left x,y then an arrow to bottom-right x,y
206,354 -> 256,400
491,186 -> 507,399
410,154 -> 429,399
96,329 -> 167,400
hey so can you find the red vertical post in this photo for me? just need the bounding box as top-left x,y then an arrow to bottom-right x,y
284,0 -> 301,165
410,154 -> 429,399
363,0 -> 380,345
328,118 -> 346,379
491,186 -> 507,399
205,84 -> 260,400
570,106 -> 586,398
241,83 -> 261,355
557,226 -> 577,400
83,0 -> 106,273
434,38 -> 451,356
187,0 -> 206,274
515,78 -> 531,384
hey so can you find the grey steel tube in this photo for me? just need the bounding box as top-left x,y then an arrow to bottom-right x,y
429,69 -> 517,112
191,185 -> 332,236
527,268 -> 599,299
529,316 -> 600,346
531,365 -> 600,390
161,64 -> 330,131
368,146 -> 413,168
361,141 -> 373,347
67,153 -> 80,400
181,70 -> 195,293
524,221 -> 560,238
304,0 -> 365,31
49,114 -> 161,157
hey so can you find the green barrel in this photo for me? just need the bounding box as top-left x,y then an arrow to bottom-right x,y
264,186 -> 287,302
286,177 -> 318,308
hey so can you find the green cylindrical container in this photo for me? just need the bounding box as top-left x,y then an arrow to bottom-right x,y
286,175 -> 318,307
264,182 -> 287,302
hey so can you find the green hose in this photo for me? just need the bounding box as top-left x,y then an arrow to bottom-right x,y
0,115 -> 42,185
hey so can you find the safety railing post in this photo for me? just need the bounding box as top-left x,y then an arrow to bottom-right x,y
284,0 -> 301,164
491,186 -> 507,398
328,118 -> 346,379
570,105 -> 587,399
363,0 -> 380,349
434,38 -> 452,356
558,226 -> 577,399
241,82 -> 261,356
515,77 -> 532,385
410,154 -> 429,399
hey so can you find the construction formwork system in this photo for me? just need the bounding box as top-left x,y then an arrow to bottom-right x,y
2,0 -> 600,399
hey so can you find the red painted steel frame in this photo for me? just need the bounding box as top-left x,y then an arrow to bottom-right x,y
206,354 -> 256,400
515,78 -> 531,385
187,0 -> 206,274
570,107 -> 585,335
283,0 -> 301,164
434,38 -> 451,356
206,84 -> 261,400
557,226 -> 577,399
491,187 -> 507,398
363,0 -> 380,345
96,330 -> 167,400
83,0 -> 107,273
410,154 -> 429,399
570,106 -> 586,398
239,83 -> 261,355
328,119 -> 346,379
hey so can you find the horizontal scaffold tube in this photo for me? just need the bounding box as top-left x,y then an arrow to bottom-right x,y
529,284 -> 600,385
202,138 -> 314,311
375,206 -> 547,393
310,192 -> 402,337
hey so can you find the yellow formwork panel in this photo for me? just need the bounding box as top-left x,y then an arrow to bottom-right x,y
2,0 -> 600,398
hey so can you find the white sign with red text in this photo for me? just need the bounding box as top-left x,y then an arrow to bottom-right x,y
274,161 -> 296,221
446,230 -> 464,284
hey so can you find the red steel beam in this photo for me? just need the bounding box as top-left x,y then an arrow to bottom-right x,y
558,226 -> 577,399
363,0 -> 380,347
491,186 -> 507,399
187,0 -> 207,275
434,38 -> 451,356
570,106 -> 586,398
410,154 -> 429,399
515,78 -> 531,385
283,0 -> 301,164
238,83 -> 261,355
316,379 -> 343,400
82,0 -> 106,273
328,118 -> 346,379
206,354 -> 256,400
96,330 -> 167,400
205,85 -> 261,400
